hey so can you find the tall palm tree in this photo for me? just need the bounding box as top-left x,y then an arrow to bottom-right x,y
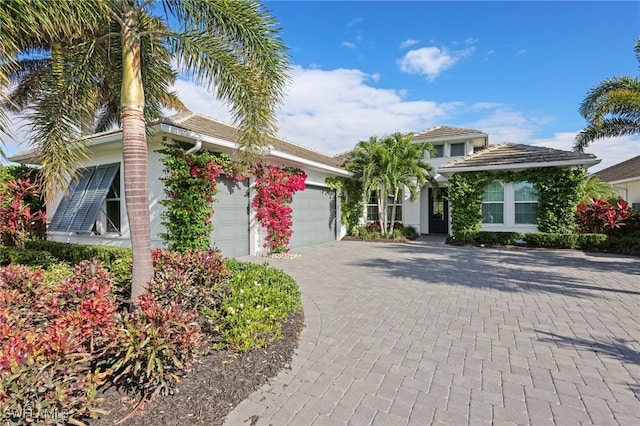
382,133 -> 436,235
345,133 -> 436,236
2,0 -> 290,302
575,39 -> 640,151
2,12 -> 186,199
113,0 -> 289,301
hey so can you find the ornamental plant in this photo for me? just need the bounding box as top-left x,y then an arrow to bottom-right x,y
159,144 -> 246,252
576,197 -> 630,234
0,178 -> 47,249
252,165 -> 307,253
0,261 -> 120,423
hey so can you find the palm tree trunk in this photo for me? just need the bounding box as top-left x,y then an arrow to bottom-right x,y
121,1 -> 153,303
376,187 -> 384,234
390,187 -> 399,235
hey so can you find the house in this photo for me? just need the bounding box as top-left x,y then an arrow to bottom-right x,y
9,111 -> 350,257
359,126 -> 601,235
595,155 -> 640,209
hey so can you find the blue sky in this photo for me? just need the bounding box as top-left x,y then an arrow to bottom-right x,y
176,0 -> 640,172
4,1 -> 639,171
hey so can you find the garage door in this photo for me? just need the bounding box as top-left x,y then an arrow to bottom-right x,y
290,185 -> 337,249
212,178 -> 250,257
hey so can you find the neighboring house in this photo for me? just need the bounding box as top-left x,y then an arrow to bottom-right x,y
9,111 -> 350,257
360,126 -> 600,235
595,155 -> 640,209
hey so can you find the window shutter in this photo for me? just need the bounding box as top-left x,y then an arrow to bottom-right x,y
48,163 -> 120,234
48,167 -> 96,232
68,164 -> 120,233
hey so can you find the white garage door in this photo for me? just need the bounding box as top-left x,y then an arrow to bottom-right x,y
212,178 -> 250,257
290,185 -> 337,249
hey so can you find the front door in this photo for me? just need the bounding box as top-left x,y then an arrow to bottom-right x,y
428,188 -> 448,234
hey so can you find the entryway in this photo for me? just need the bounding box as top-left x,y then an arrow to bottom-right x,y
428,187 -> 448,234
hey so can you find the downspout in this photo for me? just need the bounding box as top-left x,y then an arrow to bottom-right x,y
185,135 -> 202,154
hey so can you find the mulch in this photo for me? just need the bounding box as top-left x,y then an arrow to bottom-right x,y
92,309 -> 304,426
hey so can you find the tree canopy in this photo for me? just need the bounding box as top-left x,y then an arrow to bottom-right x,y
575,39 -> 640,151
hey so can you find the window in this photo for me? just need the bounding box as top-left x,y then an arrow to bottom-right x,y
366,192 -> 402,222
482,181 -> 504,223
432,144 -> 444,158
48,163 -> 121,234
514,181 -> 538,224
450,142 -> 466,157
102,169 -> 121,233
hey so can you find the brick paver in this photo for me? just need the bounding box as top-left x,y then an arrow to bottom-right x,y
224,238 -> 640,425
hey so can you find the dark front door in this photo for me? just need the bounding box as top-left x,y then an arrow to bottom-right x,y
428,188 -> 448,234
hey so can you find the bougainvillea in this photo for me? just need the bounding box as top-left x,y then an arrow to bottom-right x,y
252,165 -> 307,253
576,197 -> 630,234
159,144 -> 246,252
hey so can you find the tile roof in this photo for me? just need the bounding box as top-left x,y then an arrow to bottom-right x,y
595,155 -> 640,182
160,111 -> 342,168
412,125 -> 487,140
439,143 -> 599,170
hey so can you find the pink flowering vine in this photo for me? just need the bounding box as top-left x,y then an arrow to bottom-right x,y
252,165 -> 307,253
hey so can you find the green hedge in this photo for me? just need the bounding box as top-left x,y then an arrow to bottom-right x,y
523,233 -> 578,249
0,246 -> 59,268
24,240 -> 132,268
452,231 -> 523,245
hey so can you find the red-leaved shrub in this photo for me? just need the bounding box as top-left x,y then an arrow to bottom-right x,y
576,197 -> 630,234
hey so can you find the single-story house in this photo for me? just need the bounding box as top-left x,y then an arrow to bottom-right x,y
595,155 -> 640,210
358,125 -> 601,235
9,111 -> 350,257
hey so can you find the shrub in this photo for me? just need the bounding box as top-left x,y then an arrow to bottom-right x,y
576,233 -> 608,250
576,198 -> 630,234
24,240 -> 132,270
451,231 -> 522,245
0,246 -> 58,268
109,293 -> 203,397
147,249 -> 230,313
523,233 -> 579,249
0,261 -> 120,423
0,178 -> 47,248
207,260 -> 302,352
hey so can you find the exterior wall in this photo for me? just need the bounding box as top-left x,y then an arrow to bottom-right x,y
612,179 -> 640,208
48,134 -> 345,255
403,186 -> 421,232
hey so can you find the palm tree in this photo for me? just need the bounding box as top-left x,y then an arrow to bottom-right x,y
2,12 -> 186,199
345,133 -> 436,236
382,133 -> 436,235
575,39 -> 640,151
2,0 -> 290,302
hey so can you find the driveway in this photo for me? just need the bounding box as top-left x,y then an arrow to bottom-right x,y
225,237 -> 640,425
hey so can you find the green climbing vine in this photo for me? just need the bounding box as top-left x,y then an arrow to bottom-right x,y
448,167 -> 587,236
158,143 -> 245,252
326,175 -> 364,233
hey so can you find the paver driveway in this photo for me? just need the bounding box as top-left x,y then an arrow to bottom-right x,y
225,238 -> 640,425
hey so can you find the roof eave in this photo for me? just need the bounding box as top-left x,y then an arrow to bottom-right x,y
438,158 -> 601,175
7,131 -> 124,164
413,133 -> 488,144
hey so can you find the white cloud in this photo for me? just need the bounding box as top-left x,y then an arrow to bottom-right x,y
173,65 -> 454,155
464,37 -> 479,45
341,41 -> 356,49
398,46 -> 474,81
531,132 -> 640,173
347,17 -> 363,26
400,39 -> 419,49
465,108 -> 538,143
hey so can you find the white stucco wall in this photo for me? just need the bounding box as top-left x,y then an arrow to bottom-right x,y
47,133 -> 346,255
